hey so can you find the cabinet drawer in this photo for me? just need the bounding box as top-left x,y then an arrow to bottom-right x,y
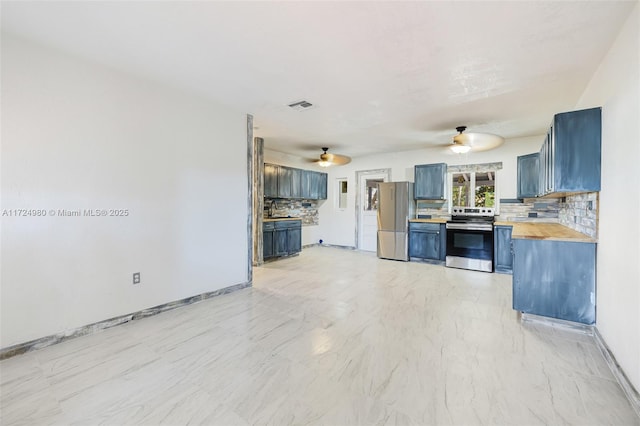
275,220 -> 301,229
263,222 -> 275,231
409,222 -> 441,232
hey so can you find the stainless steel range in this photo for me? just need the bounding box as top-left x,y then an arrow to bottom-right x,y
445,207 -> 495,272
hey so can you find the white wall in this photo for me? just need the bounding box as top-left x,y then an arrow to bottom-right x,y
575,4 -> 640,390
317,136 -> 543,247
0,35 -> 249,348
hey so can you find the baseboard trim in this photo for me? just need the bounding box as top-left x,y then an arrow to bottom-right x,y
593,328 -> 640,418
0,281 -> 251,360
520,313 -> 594,335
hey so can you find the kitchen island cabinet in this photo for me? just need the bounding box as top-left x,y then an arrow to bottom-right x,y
512,231 -> 596,325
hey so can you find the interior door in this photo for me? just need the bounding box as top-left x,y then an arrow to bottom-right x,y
358,174 -> 387,251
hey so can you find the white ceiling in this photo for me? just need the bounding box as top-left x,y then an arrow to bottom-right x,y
1,1 -> 636,160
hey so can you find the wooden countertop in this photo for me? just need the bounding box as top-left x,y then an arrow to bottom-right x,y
495,221 -> 596,243
409,218 -> 448,224
263,217 -> 302,222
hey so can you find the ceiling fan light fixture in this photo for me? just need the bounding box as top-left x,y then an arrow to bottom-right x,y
450,144 -> 471,154
317,160 -> 332,167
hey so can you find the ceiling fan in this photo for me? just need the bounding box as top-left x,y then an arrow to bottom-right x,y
312,147 -> 351,167
448,126 -> 505,154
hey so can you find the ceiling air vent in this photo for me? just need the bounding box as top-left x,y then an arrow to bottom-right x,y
288,100 -> 314,111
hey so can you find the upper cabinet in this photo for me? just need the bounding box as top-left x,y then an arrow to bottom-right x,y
264,163 -> 327,200
539,107 -> 602,197
414,163 -> 447,200
517,153 -> 540,199
264,164 -> 279,198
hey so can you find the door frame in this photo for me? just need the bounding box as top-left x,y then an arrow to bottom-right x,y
355,168 -> 391,251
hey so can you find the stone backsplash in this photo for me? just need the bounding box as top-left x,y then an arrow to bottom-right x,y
264,198 -> 319,226
497,199 -> 561,222
497,193 -> 599,239
559,192 -> 598,238
416,201 -> 449,218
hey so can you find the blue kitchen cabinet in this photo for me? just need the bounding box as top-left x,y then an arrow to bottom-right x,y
517,153 -> 540,199
512,239 -> 596,325
540,107 -> 601,196
318,172 -> 328,200
287,225 -> 302,254
277,166 -> 294,199
264,164 -> 279,198
409,222 -> 445,261
494,225 -> 513,274
290,167 -> 302,199
414,163 -> 447,200
264,220 -> 302,259
263,222 -> 275,259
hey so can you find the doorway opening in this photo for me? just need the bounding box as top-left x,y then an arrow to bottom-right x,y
355,169 -> 391,251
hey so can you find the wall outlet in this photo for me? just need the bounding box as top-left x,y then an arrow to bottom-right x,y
133,272 -> 141,285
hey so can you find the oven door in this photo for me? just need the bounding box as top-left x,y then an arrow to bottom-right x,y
445,224 -> 494,272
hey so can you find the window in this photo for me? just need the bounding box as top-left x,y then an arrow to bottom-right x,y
450,171 -> 496,208
364,178 -> 383,211
336,178 -> 348,209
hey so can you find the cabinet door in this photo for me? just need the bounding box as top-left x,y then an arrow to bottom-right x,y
277,167 -> 293,198
318,172 -> 327,200
552,107 -> 601,193
494,226 -> 513,274
409,223 -> 442,260
263,229 -> 274,259
264,164 -> 278,198
517,153 -> 540,199
290,168 -> 302,199
287,227 -> 302,254
301,170 -> 312,199
274,229 -> 288,256
309,172 -> 320,200
512,239 -> 596,324
414,163 -> 446,200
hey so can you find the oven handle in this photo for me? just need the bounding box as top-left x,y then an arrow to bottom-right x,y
446,223 -> 493,231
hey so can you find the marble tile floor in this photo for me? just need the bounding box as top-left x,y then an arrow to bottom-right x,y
1,246 -> 638,425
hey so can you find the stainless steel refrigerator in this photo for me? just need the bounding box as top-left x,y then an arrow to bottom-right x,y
377,182 -> 415,261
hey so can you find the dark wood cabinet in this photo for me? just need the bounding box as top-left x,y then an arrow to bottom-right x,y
318,172 -> 327,200
494,225 -> 513,274
265,164 -> 327,200
277,167 -> 293,198
414,163 -> 446,200
263,220 -> 302,259
512,239 -> 596,325
264,164 -> 279,198
290,168 -> 302,199
540,107 -> 601,196
409,222 -> 445,261
517,153 -> 540,199
263,222 -> 275,259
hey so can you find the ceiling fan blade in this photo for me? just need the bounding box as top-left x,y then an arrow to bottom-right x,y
453,132 -> 504,152
330,154 -> 351,165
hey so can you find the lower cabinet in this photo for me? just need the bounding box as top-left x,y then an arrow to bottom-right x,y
494,225 -> 513,274
264,220 -> 302,260
408,222 -> 446,261
512,239 -> 596,325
